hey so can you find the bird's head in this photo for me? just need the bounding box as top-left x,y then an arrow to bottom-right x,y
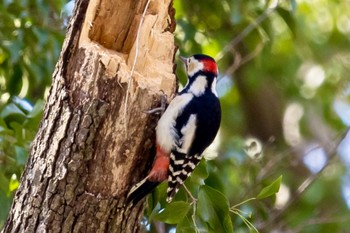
180,54 -> 218,96
180,54 -> 218,78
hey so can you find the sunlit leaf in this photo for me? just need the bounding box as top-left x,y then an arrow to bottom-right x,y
9,175 -> 19,192
257,175 -> 282,199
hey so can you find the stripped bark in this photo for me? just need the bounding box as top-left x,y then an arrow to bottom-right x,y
2,0 -> 176,232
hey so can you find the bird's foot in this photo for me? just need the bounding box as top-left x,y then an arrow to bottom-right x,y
143,91 -> 168,115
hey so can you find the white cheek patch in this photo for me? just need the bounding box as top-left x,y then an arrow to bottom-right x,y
187,61 -> 204,77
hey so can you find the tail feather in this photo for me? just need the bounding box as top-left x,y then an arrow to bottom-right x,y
126,177 -> 160,205
166,153 -> 202,203
127,145 -> 169,205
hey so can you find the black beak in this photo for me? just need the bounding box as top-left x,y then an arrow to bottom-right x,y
179,56 -> 188,64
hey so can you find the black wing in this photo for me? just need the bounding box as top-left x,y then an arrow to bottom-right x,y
167,92 -> 221,202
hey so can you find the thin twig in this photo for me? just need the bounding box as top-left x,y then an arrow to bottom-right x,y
258,129 -> 349,231
292,215 -> 350,233
123,0 -> 151,136
216,6 -> 276,81
219,43 -> 263,81
215,6 -> 276,61
230,197 -> 256,209
183,184 -> 197,204
192,201 -> 199,233
182,184 -> 199,232
230,209 -> 260,233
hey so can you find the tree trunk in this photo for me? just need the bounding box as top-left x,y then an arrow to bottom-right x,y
2,0 -> 176,232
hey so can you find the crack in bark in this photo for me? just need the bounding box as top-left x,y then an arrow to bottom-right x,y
61,0 -> 89,80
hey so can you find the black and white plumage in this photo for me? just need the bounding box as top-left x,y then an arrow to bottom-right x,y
127,54 -> 221,204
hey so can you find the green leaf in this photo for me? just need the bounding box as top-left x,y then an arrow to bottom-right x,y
152,182 -> 181,207
257,175 -> 282,199
0,189 -> 12,227
15,146 -> 28,165
289,0 -> 297,12
154,201 -> 191,224
0,173 -> 10,194
12,96 -> 33,112
276,7 -> 296,37
10,122 -> 25,144
148,202 -> 161,222
27,100 -> 44,119
0,103 -> 25,118
9,174 -> 19,192
197,186 -> 233,233
3,40 -> 22,63
176,215 -> 196,233
189,159 -> 208,184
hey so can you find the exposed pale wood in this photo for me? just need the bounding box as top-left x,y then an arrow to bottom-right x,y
2,0 -> 176,232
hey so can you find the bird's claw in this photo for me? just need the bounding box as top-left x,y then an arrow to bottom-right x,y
144,91 -> 168,115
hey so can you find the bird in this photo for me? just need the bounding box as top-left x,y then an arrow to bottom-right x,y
127,54 -> 221,204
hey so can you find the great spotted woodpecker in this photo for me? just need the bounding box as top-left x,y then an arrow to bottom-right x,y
127,54 -> 221,204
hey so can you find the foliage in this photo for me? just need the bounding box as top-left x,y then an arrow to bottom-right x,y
0,0 -> 65,227
1,0 -> 350,232
149,0 -> 350,232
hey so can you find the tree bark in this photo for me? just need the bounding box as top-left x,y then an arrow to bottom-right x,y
2,0 -> 176,232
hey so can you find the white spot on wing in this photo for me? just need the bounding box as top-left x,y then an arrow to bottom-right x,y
180,114 -> 197,153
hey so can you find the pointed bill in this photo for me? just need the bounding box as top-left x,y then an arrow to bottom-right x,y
179,56 -> 188,64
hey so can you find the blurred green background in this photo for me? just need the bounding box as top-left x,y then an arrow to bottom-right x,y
1,0 -> 350,232
0,0 -> 65,226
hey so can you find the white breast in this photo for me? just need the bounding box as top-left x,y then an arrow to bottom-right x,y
156,93 -> 193,152
177,114 -> 197,153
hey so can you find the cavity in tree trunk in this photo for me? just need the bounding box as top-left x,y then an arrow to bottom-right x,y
2,0 -> 176,232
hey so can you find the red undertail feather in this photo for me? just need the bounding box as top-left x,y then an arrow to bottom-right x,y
148,145 -> 170,182
126,145 -> 169,205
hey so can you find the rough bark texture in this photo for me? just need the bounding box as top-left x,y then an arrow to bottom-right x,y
2,0 -> 176,232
